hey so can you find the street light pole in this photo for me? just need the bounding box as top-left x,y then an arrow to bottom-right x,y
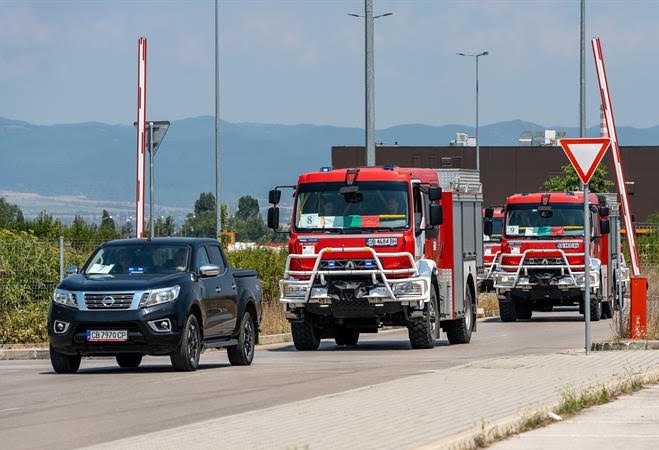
149,122 -> 154,238
457,51 -> 489,172
349,2 -> 392,167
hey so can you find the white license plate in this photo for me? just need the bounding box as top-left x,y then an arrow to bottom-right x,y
366,238 -> 398,247
87,330 -> 128,342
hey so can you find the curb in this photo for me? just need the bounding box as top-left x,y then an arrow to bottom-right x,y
591,339 -> 659,351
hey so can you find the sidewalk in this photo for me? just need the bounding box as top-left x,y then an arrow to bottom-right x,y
74,349 -> 659,450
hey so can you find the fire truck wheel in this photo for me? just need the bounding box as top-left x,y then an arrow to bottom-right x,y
445,287 -> 474,344
601,300 -> 613,319
589,295 -> 602,322
408,288 -> 439,349
291,319 -> 321,351
515,301 -> 533,320
498,296 -> 517,322
335,327 -> 360,346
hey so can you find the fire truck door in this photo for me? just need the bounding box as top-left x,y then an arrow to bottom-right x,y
413,184 -> 426,259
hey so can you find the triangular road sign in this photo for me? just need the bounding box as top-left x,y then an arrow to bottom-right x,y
559,137 -> 611,185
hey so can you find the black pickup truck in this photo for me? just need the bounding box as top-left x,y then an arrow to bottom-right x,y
48,238 -> 262,373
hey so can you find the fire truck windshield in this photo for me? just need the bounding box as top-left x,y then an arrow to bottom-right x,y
294,181 -> 410,231
505,203 -> 584,238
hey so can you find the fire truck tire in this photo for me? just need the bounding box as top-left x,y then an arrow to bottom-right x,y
589,295 -> 602,322
515,301 -> 533,320
335,327 -> 360,346
498,296 -> 517,322
445,287 -> 474,344
291,319 -> 321,351
601,300 -> 613,319
408,288 -> 439,349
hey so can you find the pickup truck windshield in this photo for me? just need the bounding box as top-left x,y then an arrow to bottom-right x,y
295,181 -> 410,231
84,245 -> 190,275
505,203 -> 585,238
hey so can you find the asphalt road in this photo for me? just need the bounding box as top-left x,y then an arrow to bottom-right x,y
0,308 -> 615,450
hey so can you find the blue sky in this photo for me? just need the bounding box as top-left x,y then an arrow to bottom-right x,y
2,0 -> 659,128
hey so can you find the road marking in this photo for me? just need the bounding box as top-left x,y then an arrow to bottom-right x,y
0,407 -> 20,413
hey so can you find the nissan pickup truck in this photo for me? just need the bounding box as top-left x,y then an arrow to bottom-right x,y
48,238 -> 262,373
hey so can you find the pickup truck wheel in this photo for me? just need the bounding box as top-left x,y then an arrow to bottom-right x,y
227,311 -> 256,366
498,295 -> 517,322
170,314 -> 201,371
116,353 -> 143,368
445,286 -> 474,344
291,318 -> 320,351
408,288 -> 439,349
50,346 -> 81,374
334,327 -> 360,346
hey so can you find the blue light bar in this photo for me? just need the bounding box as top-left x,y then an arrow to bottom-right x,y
320,166 -> 332,172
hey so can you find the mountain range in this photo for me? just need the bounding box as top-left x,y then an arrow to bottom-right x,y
1,116 -> 658,221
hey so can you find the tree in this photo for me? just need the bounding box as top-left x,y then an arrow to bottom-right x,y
28,210 -> 63,238
542,163 -> 614,193
235,196 -> 260,221
184,193 -> 218,238
0,197 -> 25,230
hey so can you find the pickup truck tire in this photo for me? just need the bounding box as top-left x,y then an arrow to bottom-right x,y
116,353 -> 143,368
170,314 -> 201,371
498,296 -> 517,322
227,311 -> 256,366
408,288 -> 439,349
335,327 -> 359,346
445,287 -> 474,344
50,346 -> 81,374
291,318 -> 321,351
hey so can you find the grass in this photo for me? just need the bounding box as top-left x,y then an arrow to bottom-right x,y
611,263 -> 659,340
260,299 -> 290,336
478,292 -> 500,318
463,372 -> 659,450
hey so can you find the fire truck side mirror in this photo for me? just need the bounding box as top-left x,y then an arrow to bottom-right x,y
269,189 -> 281,205
484,207 -> 494,219
428,187 -> 442,201
483,220 -> 493,236
600,218 -> 610,235
267,207 -> 279,229
429,204 -> 443,226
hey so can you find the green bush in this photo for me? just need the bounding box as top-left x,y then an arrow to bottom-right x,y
226,247 -> 288,304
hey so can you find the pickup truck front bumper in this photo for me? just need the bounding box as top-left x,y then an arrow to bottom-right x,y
48,302 -> 182,356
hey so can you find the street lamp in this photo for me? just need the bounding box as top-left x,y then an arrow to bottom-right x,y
349,0 -> 392,167
457,51 -> 489,172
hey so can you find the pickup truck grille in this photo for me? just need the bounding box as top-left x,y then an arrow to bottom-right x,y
85,293 -> 134,309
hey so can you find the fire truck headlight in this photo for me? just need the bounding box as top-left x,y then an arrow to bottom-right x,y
392,281 -> 424,297
283,284 -> 307,298
574,274 -> 585,285
310,287 -> 329,299
368,287 -> 390,298
497,274 -> 515,285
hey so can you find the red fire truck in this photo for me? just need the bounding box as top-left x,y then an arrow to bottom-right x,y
267,167 -> 483,350
486,191 -> 627,321
478,207 -> 504,291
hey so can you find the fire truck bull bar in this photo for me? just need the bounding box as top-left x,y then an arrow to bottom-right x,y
279,247 -> 430,305
490,249 -> 600,291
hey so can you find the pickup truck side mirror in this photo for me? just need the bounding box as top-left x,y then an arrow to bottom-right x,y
269,189 -> 281,205
66,265 -> 78,277
199,264 -> 221,278
267,207 -> 280,229
429,204 -> 443,226
483,220 -> 493,236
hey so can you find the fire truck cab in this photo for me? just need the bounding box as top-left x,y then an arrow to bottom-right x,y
267,166 -> 483,350
486,191 -> 623,321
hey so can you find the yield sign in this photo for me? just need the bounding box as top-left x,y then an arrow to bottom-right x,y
559,137 -> 611,185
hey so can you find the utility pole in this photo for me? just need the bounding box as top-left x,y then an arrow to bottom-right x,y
215,0 -> 222,238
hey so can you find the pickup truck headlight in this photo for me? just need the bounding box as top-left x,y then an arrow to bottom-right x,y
139,285 -> 180,308
53,289 -> 78,309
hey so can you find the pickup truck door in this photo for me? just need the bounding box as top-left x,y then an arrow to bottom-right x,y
204,244 -> 238,336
